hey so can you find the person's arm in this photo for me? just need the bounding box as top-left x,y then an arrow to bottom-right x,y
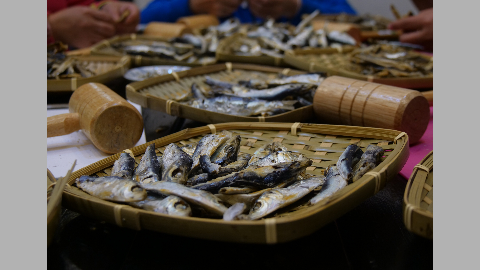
289,0 -> 356,24
140,0 -> 193,24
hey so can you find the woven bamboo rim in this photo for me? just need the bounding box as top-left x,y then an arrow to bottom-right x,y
89,34 -> 215,67
61,122 -> 409,244
47,55 -> 130,93
216,33 -> 290,67
48,162 -> 76,246
403,150 -> 433,239
126,62 -> 315,124
284,48 -> 433,89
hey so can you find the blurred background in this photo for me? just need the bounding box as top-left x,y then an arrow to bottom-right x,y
132,0 -> 420,21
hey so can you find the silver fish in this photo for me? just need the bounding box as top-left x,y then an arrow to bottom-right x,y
248,176 -> 325,220
161,143 -> 193,185
223,202 -> 249,221
215,188 -> 272,209
248,150 -> 306,168
352,144 -> 385,182
247,141 -> 288,166
111,152 -> 136,179
181,142 -> 198,157
76,175 -> 147,202
336,144 -> 364,181
294,9 -> 320,35
134,144 -> 161,184
267,74 -> 323,87
192,158 -> 312,192
190,130 -> 232,175
129,195 -> 192,217
233,83 -> 316,101
140,181 -> 228,216
201,152 -> 251,178
218,186 -> 260,195
309,165 -> 347,206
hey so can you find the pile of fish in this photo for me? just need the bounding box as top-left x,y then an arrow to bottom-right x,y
47,42 -> 101,79
74,131 -> 385,221
344,43 -> 433,78
223,10 -> 357,59
176,73 -> 323,117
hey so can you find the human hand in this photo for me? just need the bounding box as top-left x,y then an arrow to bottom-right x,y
247,0 -> 301,19
101,1 -> 140,34
189,0 -> 242,18
48,6 -> 116,49
388,8 -> 433,50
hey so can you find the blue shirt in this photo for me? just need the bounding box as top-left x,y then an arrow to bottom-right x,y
140,0 -> 357,25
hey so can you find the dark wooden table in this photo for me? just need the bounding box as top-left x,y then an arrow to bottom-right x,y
47,81 -> 433,270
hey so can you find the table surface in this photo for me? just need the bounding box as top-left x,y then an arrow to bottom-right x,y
47,79 -> 433,270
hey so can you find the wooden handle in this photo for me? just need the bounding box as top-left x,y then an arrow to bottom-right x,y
47,113 -> 81,137
422,90 -> 433,106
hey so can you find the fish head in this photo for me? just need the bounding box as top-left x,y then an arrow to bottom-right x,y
248,190 -> 283,219
121,181 -> 147,201
163,196 -> 192,217
213,135 -> 241,165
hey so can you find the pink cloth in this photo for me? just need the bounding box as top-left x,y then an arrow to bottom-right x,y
398,106 -> 433,180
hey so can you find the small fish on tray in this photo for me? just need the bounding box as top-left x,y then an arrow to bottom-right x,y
224,10 -> 358,59
344,42 -> 433,78
74,133 -> 386,221
175,72 -> 324,117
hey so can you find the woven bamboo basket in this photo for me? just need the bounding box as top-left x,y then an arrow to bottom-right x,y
61,122 -> 409,244
216,33 -> 290,67
284,48 -> 433,89
47,55 -> 130,93
89,34 -> 215,67
403,150 -> 433,239
125,63 -> 315,123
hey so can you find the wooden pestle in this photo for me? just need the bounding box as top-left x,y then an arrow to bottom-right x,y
47,83 -> 144,154
313,76 -> 430,144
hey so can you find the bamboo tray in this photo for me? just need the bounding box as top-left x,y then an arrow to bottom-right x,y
126,63 -> 315,123
403,150 -> 433,239
216,33 -> 290,67
89,34 -> 215,67
284,48 -> 433,89
47,55 -> 130,93
61,122 -> 409,244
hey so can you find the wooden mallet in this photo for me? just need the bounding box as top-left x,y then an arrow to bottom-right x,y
47,83 -> 144,154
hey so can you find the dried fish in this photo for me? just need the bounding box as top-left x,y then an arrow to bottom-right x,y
161,143 -> 193,185
76,175 -> 147,202
223,202 -> 249,221
111,152 -> 136,179
248,176 -> 325,220
336,144 -> 363,181
140,181 -> 228,216
134,144 -> 161,184
309,165 -> 347,206
129,194 -> 192,217
352,144 -> 384,182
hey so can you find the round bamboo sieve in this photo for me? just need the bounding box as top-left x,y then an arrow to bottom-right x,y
143,22 -> 192,38
313,76 -> 430,144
